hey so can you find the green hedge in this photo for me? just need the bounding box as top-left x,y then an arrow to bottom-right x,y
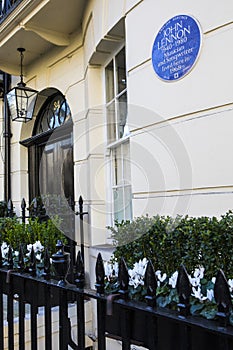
109,211 -> 233,280
0,217 -> 67,254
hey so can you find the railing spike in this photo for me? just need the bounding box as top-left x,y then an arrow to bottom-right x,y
7,199 -> 14,218
176,264 -> 191,317
79,195 -> 83,206
29,246 -> 36,276
21,198 -> 26,209
18,244 -> 25,271
214,269 -> 232,327
75,251 -> 85,289
118,257 -> 129,300
43,248 -> 51,280
8,246 -> 13,269
144,260 -> 157,307
21,198 -> 26,223
95,253 -> 105,295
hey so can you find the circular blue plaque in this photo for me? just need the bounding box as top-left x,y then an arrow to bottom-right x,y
152,15 -> 202,81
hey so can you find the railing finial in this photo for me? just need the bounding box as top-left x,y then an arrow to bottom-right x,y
118,257 -> 129,300
144,259 -> 157,308
95,253 -> 105,295
43,247 -> 51,280
18,244 -> 25,271
176,264 -> 191,317
7,246 -> 13,269
214,269 -> 232,327
75,250 -> 85,289
29,246 -> 36,276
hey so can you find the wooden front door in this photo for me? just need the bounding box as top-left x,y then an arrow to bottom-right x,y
39,136 -> 74,203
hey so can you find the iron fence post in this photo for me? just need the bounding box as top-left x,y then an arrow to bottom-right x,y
95,253 -> 106,350
76,196 -> 88,269
21,197 -> 26,223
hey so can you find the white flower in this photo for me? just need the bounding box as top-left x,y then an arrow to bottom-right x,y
228,279 -> 233,292
33,241 -> 44,253
1,242 -> 8,250
155,270 -> 167,283
104,261 -> 111,278
168,271 -> 178,288
212,277 -> 216,285
129,275 -> 141,288
206,289 -> 214,302
1,242 -> 9,259
27,243 -> 33,253
189,277 -> 200,287
35,253 -> 42,261
192,286 -> 214,302
193,266 -> 205,280
104,261 -> 119,281
128,258 -> 148,289
113,261 -> 119,276
192,286 -> 204,301
27,241 -> 44,256
133,258 -> 148,276
189,266 -> 205,289
192,286 -> 208,301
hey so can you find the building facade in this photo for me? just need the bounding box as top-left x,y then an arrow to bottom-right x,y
0,0 -> 233,289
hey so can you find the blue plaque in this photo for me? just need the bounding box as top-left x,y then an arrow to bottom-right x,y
152,15 -> 202,81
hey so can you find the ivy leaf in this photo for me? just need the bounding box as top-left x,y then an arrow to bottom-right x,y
200,304 -> 217,319
157,296 -> 169,308
190,303 -> 204,315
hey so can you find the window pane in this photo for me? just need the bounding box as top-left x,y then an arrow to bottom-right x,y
117,92 -> 127,139
113,187 -> 124,223
40,108 -> 53,131
124,185 -> 132,220
116,48 -> 126,95
35,94 -> 71,134
106,102 -> 116,143
122,142 -> 131,183
59,100 -> 70,124
113,147 -> 123,186
105,60 -> 114,102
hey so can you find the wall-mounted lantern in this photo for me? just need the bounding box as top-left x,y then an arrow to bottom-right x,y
6,48 -> 38,122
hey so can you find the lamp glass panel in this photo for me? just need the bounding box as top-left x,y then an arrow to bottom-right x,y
7,86 -> 37,122
6,89 -> 17,120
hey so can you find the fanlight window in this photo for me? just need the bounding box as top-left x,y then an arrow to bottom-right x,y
35,94 -> 71,134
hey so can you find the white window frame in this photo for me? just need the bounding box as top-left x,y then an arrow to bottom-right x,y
104,46 -> 132,226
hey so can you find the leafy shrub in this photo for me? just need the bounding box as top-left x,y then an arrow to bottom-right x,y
0,217 -> 67,254
109,211 -> 233,280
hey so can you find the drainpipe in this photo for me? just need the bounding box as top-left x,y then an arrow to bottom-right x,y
3,73 -> 11,202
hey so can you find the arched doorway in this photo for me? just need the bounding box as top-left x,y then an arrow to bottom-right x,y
20,89 -> 75,237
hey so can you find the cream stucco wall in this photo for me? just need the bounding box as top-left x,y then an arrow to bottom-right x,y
126,0 -> 233,219
0,0 -> 232,286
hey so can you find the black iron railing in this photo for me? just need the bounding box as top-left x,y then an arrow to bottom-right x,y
0,0 -> 23,23
0,242 -> 233,349
0,196 -> 81,284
